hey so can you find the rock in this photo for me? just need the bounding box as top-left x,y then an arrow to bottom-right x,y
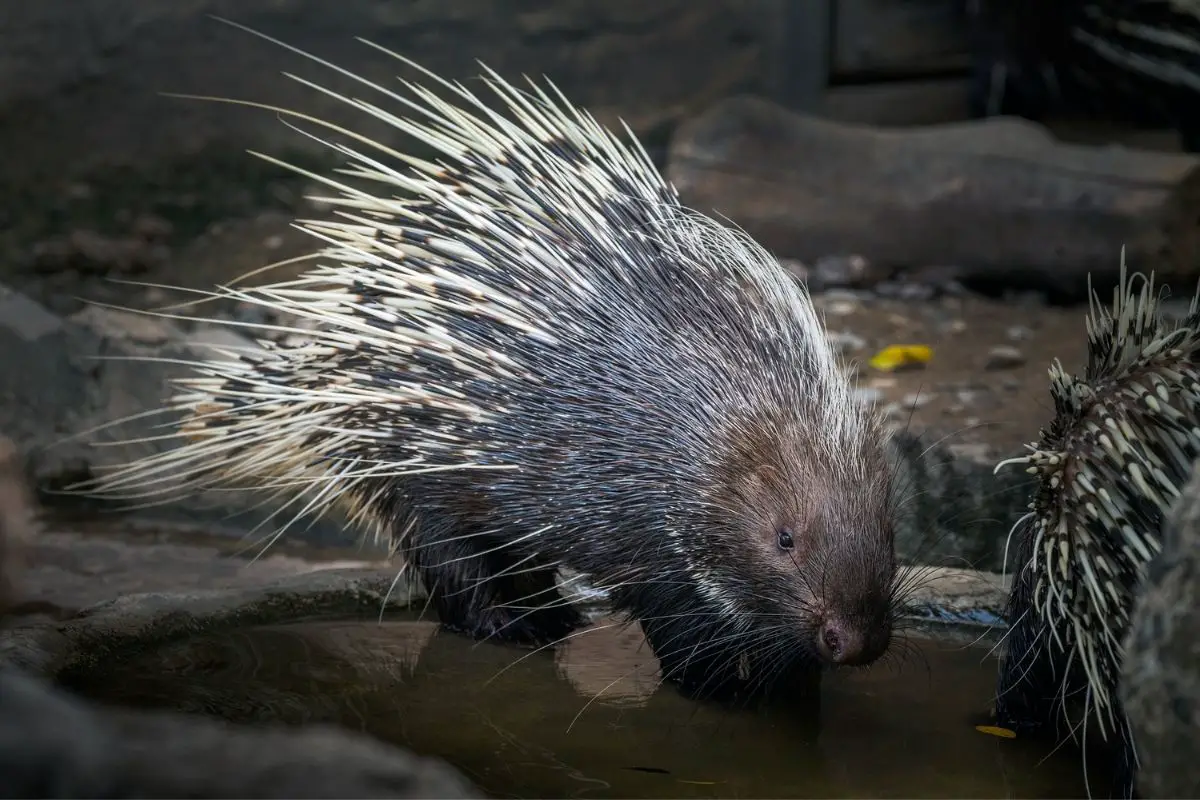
984,345 -> 1025,370
888,430 -> 1032,570
0,284 -> 357,549
0,436 -> 475,798
1005,324 -> 1034,342
826,330 -> 867,354
26,230 -> 169,276
810,254 -> 886,290
0,667 -> 480,798
852,388 -> 884,409
666,96 -> 1200,302
1121,460 -> 1200,799
875,280 -> 936,302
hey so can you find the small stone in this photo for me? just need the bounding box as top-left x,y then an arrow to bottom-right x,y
985,345 -> 1026,370
188,326 -> 262,359
142,288 -> 169,306
947,443 -> 993,461
939,279 -> 968,297
778,258 -> 809,283
901,392 -> 933,409
853,388 -> 884,409
130,214 -> 174,242
826,330 -> 866,353
69,306 -> 175,347
1006,325 -> 1034,342
942,319 -> 967,335
875,280 -> 934,302
812,253 -> 877,289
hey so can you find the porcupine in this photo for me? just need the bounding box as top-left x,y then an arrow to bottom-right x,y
993,259 -> 1200,798
75,21 -> 902,699
960,0 -> 1200,153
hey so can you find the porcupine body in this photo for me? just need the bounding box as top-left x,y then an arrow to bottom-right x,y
994,261 -> 1200,798
961,0 -> 1200,152
80,23 -> 900,699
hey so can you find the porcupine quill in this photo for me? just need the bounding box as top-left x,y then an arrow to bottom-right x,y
994,252 -> 1200,797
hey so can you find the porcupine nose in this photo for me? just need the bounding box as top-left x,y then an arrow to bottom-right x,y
817,619 -> 870,666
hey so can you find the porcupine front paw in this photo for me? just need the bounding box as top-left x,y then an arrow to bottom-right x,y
411,529 -> 586,648
639,616 -> 758,704
444,599 -> 585,648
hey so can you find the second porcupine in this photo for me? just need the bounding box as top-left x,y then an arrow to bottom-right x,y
960,0 -> 1200,152
77,23 -> 902,697
993,260 -> 1200,798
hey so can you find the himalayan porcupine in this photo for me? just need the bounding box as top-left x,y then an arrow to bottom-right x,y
994,260 -> 1200,798
961,0 -> 1200,152
76,22 -> 902,699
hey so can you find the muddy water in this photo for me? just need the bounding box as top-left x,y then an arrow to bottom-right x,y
63,613 -> 1091,798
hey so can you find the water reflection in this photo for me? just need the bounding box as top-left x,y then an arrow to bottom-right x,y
65,612 -> 1093,798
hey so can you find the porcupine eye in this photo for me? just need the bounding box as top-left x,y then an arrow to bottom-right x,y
777,527 -> 795,551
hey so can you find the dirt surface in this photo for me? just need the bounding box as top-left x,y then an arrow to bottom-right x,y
816,289 -> 1091,457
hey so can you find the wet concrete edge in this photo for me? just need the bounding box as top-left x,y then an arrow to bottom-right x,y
0,564 -> 1008,681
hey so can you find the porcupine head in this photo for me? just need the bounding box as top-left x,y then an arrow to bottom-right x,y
73,21 -> 901,698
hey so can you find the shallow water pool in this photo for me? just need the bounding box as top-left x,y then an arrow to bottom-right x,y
63,612 -> 1095,798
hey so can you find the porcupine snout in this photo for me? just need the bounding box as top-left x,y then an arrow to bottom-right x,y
815,608 -> 891,667
804,506 -> 896,668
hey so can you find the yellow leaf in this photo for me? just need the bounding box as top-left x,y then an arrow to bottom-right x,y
975,724 -> 1017,739
868,344 -> 932,372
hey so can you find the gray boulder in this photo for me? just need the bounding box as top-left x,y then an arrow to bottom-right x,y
1121,459 -> 1200,799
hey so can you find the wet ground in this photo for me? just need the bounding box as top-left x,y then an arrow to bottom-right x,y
10,512 -> 391,619
62,611 -> 1098,799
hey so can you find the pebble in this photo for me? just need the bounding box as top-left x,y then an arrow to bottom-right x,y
1005,325 -> 1034,342
985,345 -> 1026,370
826,330 -> 867,353
811,254 -> 878,289
826,300 -> 859,317
853,388 -> 885,409
130,214 -> 174,242
941,319 -> 968,335
875,280 -> 935,302
955,389 -> 981,405
947,443 -> 994,462
901,391 -> 933,410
